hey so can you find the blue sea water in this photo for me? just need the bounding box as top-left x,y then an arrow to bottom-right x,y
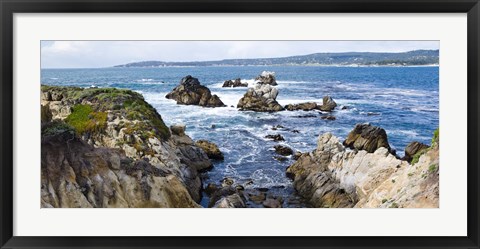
41,66 -> 439,207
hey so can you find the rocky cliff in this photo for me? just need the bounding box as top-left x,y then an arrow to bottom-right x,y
41,85 -> 214,207
286,125 -> 439,208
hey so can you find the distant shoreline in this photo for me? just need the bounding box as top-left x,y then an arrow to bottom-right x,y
42,64 -> 440,70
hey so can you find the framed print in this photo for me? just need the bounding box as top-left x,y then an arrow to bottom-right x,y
1,0 -> 479,248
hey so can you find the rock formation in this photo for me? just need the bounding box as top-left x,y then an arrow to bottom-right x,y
285,102 -> 319,111
286,127 -> 439,208
284,96 -> 337,112
255,71 -> 277,85
195,140 -> 224,160
237,73 -> 284,112
41,127 -> 200,208
222,78 -> 248,88
41,85 -> 216,207
343,123 -> 392,154
165,75 -> 225,107
319,96 -> 337,111
402,141 -> 429,162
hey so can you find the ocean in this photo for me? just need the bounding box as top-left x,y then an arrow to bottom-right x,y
41,66 -> 439,207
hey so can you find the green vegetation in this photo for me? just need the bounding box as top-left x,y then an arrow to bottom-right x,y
411,148 -> 428,165
428,164 -> 438,173
65,104 -> 107,135
42,120 -> 75,137
431,128 -> 439,147
41,85 -> 170,139
382,199 -> 388,204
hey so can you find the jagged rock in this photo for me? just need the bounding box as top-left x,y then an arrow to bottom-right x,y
403,141 -> 429,162
274,145 -> 293,156
41,129 -> 200,208
255,71 -> 277,85
213,193 -> 246,208
343,123 -> 392,154
286,130 -> 439,208
318,96 -> 337,112
222,78 -> 248,87
165,75 -> 225,107
285,102 -> 318,111
265,134 -> 285,141
195,140 -> 224,160
237,85 -> 284,112
209,186 -> 246,208
40,86 -> 212,206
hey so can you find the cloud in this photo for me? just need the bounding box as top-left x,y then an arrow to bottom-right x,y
41,40 -> 439,68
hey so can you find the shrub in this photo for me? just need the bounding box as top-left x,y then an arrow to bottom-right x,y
42,120 -> 75,137
431,128 -> 439,146
65,104 -> 107,135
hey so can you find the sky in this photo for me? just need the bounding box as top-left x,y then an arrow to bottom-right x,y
41,41 -> 439,68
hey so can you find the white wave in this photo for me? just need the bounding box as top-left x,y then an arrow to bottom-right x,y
49,77 -> 59,80
276,80 -> 309,84
410,107 -> 439,113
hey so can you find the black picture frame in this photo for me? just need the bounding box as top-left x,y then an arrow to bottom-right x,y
1,0 -> 479,248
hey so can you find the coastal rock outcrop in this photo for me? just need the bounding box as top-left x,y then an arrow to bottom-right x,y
237,75 -> 284,112
285,102 -> 319,111
286,127 -> 439,208
319,96 -> 337,112
165,75 -> 225,107
255,71 -> 277,85
402,141 -> 429,162
41,126 -> 200,208
195,140 -> 224,160
222,78 -> 248,88
41,85 -> 215,207
343,123 -> 392,154
284,96 -> 337,112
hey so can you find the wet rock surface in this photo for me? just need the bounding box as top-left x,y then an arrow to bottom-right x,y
166,75 -> 225,107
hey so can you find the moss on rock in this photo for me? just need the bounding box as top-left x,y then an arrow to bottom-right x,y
41,85 -> 170,140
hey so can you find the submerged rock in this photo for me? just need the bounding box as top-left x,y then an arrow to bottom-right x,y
285,102 -> 319,111
165,75 -> 225,107
222,78 -> 248,88
274,145 -> 293,156
195,140 -> 224,160
343,123 -> 392,154
321,115 -> 336,120
255,71 -> 277,85
265,134 -> 285,142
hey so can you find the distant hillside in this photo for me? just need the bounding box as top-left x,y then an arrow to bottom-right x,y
114,50 -> 439,67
